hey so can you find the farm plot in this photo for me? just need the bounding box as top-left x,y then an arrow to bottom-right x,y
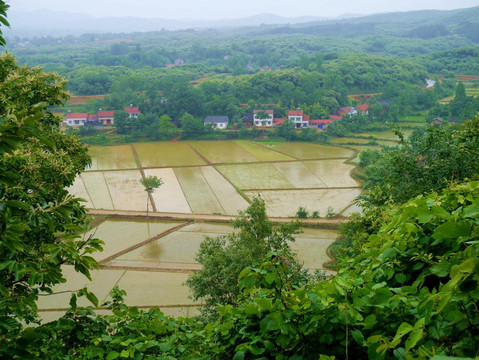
330,137 -> 373,145
103,170 -> 150,211
81,172 -> 114,209
293,228 -> 338,270
84,219 -> 184,262
355,129 -> 414,141
88,145 -> 137,171
67,176 -> 94,208
245,188 -> 362,217
110,223 -> 234,270
216,163 -> 293,190
133,142 -> 206,168
144,168 -> 191,213
273,142 -> 354,160
114,271 -> 194,308
174,167 -> 224,214
303,160 -> 360,187
200,166 -> 249,215
234,140 -> 294,161
188,141 -> 259,164
273,162 -> 326,188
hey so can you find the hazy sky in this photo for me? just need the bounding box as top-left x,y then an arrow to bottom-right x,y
8,0 -> 479,19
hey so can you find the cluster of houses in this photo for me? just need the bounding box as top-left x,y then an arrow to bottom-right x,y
64,105 -> 140,127
204,104 -> 370,130
65,103 -> 371,132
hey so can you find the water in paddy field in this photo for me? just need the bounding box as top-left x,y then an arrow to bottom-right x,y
38,220 -> 338,320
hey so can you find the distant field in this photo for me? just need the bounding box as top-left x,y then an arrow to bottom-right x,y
272,142 -> 354,159
70,140 -> 364,217
68,94 -> 105,105
354,129 -> 414,141
398,115 -> 426,123
331,137 -> 373,145
133,142 -> 206,168
246,188 -> 362,217
189,141 -> 259,164
88,145 -> 138,171
235,140 -> 294,161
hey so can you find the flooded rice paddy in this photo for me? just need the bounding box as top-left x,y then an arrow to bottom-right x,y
69,140 -> 363,217
38,219 -> 339,320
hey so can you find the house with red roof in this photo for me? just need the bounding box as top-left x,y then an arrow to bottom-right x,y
125,105 -> 141,118
65,112 -> 88,126
337,106 -> 357,116
328,115 -> 343,120
309,119 -> 334,130
357,104 -> 369,115
65,109 -> 115,127
288,109 -> 309,128
273,118 -> 286,127
253,110 -> 274,127
98,110 -> 115,125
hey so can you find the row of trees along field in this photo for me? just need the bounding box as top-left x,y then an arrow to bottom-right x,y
1,3 -> 479,358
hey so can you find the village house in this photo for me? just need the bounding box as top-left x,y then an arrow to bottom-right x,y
65,109 -> 115,127
337,106 -> 358,117
309,119 -> 334,130
288,109 -> 309,128
253,110 -> 274,127
357,104 -> 369,115
125,105 -> 141,118
204,116 -> 229,129
241,113 -> 254,128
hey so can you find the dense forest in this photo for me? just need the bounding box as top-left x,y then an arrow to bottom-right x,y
1,2 -> 479,358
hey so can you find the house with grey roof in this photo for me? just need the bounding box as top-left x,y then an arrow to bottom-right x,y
204,116 -> 229,129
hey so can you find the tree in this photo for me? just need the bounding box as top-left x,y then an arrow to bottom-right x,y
0,52 -> 102,356
275,119 -> 297,140
180,113 -> 204,139
185,197 -> 302,318
157,114 -> 178,140
0,1 -> 8,46
139,175 -> 163,217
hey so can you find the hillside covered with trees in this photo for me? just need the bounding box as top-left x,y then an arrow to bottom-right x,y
1,2 -> 479,359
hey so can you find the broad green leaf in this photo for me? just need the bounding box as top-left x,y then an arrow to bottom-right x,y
392,322 -> 413,346
432,221 -> 470,240
232,351 -> 245,360
352,329 -> 365,345
405,328 -> 423,352
106,351 -> 119,360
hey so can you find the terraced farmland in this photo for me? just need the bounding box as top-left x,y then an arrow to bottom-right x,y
70,140 -> 362,217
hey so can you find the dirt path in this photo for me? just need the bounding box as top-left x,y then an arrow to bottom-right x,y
88,209 -> 345,227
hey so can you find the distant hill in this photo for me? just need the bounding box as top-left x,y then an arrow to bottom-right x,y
4,10 -> 362,38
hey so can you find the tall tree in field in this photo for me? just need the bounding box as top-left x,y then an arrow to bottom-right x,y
139,175 -> 163,217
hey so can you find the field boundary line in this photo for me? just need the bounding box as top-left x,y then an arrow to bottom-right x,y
100,265 -> 198,274
38,304 -> 201,312
198,167 -> 227,215
242,186 -> 361,192
252,140 -> 301,160
186,141 -> 212,165
79,174 -> 95,207
172,168 -> 195,214
98,221 -> 192,265
101,172 -> 116,210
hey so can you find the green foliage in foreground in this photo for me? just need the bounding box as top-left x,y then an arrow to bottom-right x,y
9,181 -> 479,359
185,197 -> 303,319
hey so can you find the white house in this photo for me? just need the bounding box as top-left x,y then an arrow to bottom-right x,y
65,112 -> 88,126
288,109 -> 309,128
253,110 -> 274,127
204,116 -> 229,129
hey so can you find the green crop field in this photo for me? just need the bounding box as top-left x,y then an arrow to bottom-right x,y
273,142 -> 354,159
